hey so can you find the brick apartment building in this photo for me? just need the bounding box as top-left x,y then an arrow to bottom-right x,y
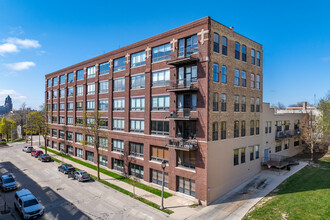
45,16 -> 263,204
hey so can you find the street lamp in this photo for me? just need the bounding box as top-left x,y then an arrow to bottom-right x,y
160,160 -> 167,210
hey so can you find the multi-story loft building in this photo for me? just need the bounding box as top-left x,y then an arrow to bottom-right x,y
45,16 -> 263,205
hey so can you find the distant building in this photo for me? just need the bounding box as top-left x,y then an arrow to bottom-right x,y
0,95 -> 13,116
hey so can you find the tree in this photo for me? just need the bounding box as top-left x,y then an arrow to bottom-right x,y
0,116 -> 16,141
272,102 -> 286,110
79,110 -> 107,180
301,113 -> 318,161
317,91 -> 330,145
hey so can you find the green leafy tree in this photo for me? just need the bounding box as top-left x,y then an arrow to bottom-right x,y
0,116 -> 16,141
317,91 -> 330,145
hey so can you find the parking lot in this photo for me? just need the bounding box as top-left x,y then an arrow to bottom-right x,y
0,142 -> 168,219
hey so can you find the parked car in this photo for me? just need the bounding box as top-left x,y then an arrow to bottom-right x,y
73,170 -> 90,182
14,189 -> 44,219
22,146 -> 34,153
38,154 -> 51,162
1,138 -> 6,142
31,150 -> 43,158
58,164 -> 75,174
0,173 -> 17,192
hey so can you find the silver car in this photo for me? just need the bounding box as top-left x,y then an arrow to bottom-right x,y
22,146 -> 34,153
73,170 -> 90,182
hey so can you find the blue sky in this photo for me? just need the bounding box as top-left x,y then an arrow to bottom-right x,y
0,0 -> 329,109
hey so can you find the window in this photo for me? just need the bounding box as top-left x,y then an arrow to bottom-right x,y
241,120 -> 246,136
113,119 -> 124,131
177,93 -> 197,110
213,93 -> 219,111
234,149 -> 239,166
86,100 -> 95,111
77,69 -> 84,80
59,116 -> 64,124
113,98 -> 125,111
76,117 -> 83,126
221,93 -> 227,112
99,137 -> 108,150
52,141 -> 57,149
113,78 -> 125,91
67,132 -> 73,141
212,122 -> 218,141
152,169 -> 168,188
276,121 -> 282,132
52,103 -> 57,111
52,129 -> 57,137
84,135 -> 94,146
234,121 -> 239,138
294,137 -> 299,146
242,96 -> 246,112
112,159 -> 124,172
67,72 -> 74,82
99,155 -> 108,166
60,75 -> 65,84
99,81 -> 108,93
222,65 -> 227,83
251,97 -> 255,112
151,121 -> 169,136
87,83 -> 95,95
52,116 -> 57,123
222,36 -> 227,55
76,85 -> 83,96
59,143 -> 65,152
234,95 -> 239,112
75,133 -> 83,143
131,51 -> 146,68
152,43 -> 171,62
113,57 -> 126,72
67,87 -> 73,97
47,91 -> 51,100
213,33 -> 219,52
130,97 -> 145,111
256,98 -> 260,112
130,119 -> 144,133
284,139 -> 289,150
67,117 -> 73,125
255,145 -> 259,159
256,74 -> 260,90
152,96 -> 169,111
151,146 -> 168,162
275,141 -> 282,152
250,120 -> 255,135
251,73 -> 255,88
113,139 -> 124,153
235,42 -> 240,59
47,105 -> 51,113
129,142 -> 144,158
76,101 -> 83,111
256,120 -> 260,135
130,164 -> 144,179
87,66 -> 95,78
131,74 -> 145,89
53,90 -> 58,99
257,51 -> 260,66
76,148 -> 83,158
241,148 -> 246,163
99,118 -> 108,129
53,77 -> 58,86
213,63 -> 219,82
234,69 -> 240,86
177,151 -> 196,169
178,35 -> 198,57
178,65 -> 197,86
250,146 -> 254,160
67,102 -> 73,111
242,45 -> 246,62
221,121 -> 226,139
47,79 -> 51,87
251,49 -> 255,65
152,69 -> 170,87
265,121 -> 269,134
99,62 -> 109,75
242,71 -> 246,87
98,100 -> 108,111
59,130 -> 65,139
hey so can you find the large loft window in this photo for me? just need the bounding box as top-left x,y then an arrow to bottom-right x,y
77,69 -> 84,80
99,81 -> 109,93
99,62 -> 109,75
130,97 -> 145,111
87,83 -> 95,95
130,119 -> 144,133
131,51 -> 146,68
114,57 -> 126,72
60,75 -> 65,85
131,74 -> 145,90
178,93 -> 197,111
87,66 -> 95,78
67,72 -> 74,82
151,120 -> 169,136
113,98 -> 125,111
152,95 -> 169,111
113,78 -> 125,92
177,151 -> 196,169
178,35 -> 198,57
152,43 -> 171,62
113,119 -> 124,131
152,69 -> 170,87
178,65 -> 197,86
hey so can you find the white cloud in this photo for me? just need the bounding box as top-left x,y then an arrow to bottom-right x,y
0,89 -> 26,102
0,43 -> 19,55
4,61 -> 36,71
5,37 -> 41,49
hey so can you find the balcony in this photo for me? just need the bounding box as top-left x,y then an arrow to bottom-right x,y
166,55 -> 199,66
166,108 -> 197,121
275,129 -> 301,140
166,138 -> 198,151
166,79 -> 198,92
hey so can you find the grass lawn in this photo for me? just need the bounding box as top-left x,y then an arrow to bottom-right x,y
244,157 -> 330,220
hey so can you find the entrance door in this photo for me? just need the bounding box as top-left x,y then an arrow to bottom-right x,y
264,149 -> 269,162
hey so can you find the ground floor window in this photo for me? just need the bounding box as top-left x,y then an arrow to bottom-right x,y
275,141 -> 282,152
255,145 -> 259,159
76,148 -> 83,158
99,155 -> 108,166
59,143 -> 65,152
177,150 -> 196,169
112,158 -> 124,172
234,149 -> 239,165
52,141 -> 57,149
67,145 -> 73,155
130,163 -> 144,179
151,169 -> 168,188
86,151 -> 94,162
177,176 -> 195,197
249,146 -> 254,161
294,137 -> 299,146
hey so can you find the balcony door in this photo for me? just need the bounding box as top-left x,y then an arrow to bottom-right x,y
176,121 -> 196,139
178,66 -> 197,86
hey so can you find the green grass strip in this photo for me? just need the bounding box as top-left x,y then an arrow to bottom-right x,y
42,147 -> 172,198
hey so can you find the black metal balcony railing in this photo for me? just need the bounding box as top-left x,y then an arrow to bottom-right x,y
166,138 -> 198,151
166,108 -> 197,120
166,78 -> 198,92
275,129 -> 301,139
166,54 -> 199,66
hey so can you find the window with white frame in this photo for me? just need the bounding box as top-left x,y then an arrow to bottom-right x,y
76,101 -> 83,111
112,139 -> 124,153
87,66 -> 95,78
131,51 -> 146,68
130,97 -> 145,111
47,91 -> 51,100
76,133 -> 83,142
52,103 -> 57,111
113,57 -> 126,72
113,98 -> 125,111
256,74 -> 260,89
152,95 -> 170,111
53,90 -> 58,99
251,73 -> 255,88
113,119 -> 124,131
152,43 -> 171,62
130,119 -> 144,133
77,69 -> 84,80
86,135 -> 94,145
47,79 -> 51,87
60,89 -> 65,98
131,74 -> 145,89
113,78 -> 125,91
76,148 -> 83,158
99,81 -> 108,93
67,87 -> 74,97
99,137 -> 108,150
76,85 -> 83,96
59,116 -> 65,124
53,77 -> 58,86
86,100 -> 95,111
129,142 -> 144,158
152,69 -> 170,87
59,130 -> 65,139
67,102 -> 73,111
151,120 -> 169,135
99,62 -> 109,75
87,83 -> 95,95
67,131 -> 73,141
98,100 -> 108,111
67,117 -> 73,125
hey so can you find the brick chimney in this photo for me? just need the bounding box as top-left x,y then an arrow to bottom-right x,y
302,101 -> 307,110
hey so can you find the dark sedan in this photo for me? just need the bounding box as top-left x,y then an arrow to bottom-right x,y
58,164 -> 75,174
38,154 -> 51,162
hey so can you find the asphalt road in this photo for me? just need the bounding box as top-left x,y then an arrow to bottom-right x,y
0,142 -> 168,220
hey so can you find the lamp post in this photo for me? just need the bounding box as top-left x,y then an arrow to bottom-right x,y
160,160 -> 167,210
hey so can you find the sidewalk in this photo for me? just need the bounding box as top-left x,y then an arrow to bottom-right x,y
0,195 -> 17,220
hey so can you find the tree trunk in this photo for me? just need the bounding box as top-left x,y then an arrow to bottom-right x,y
311,142 -> 314,161
96,145 -> 100,180
44,137 -> 48,154
31,133 -> 32,146
38,132 -> 40,146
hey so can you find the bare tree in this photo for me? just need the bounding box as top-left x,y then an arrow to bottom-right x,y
301,113 -> 318,161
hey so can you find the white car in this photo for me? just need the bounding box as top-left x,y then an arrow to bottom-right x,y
22,146 -> 33,153
14,189 -> 44,219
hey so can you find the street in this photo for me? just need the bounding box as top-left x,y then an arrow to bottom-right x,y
0,142 -> 168,220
